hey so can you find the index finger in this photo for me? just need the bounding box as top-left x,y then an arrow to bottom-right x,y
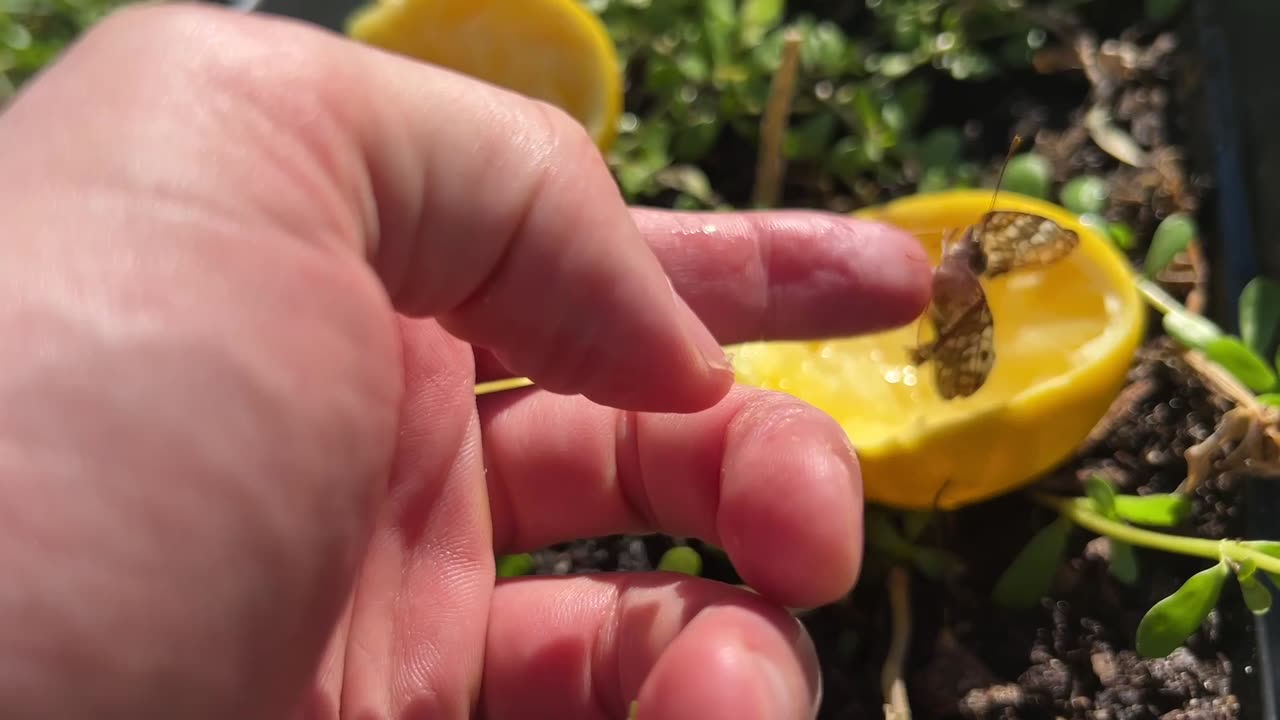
34,5 -> 731,414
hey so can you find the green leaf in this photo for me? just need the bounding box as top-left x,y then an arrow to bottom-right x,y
702,0 -> 737,69
902,510 -> 935,542
910,547 -> 964,581
783,113 -> 837,161
740,0 -> 784,46
1258,393 -> 1280,408
917,127 -> 964,169
496,553 -> 536,578
828,136 -> 870,189
864,508 -> 913,560
1136,560 -> 1229,658
918,166 -> 953,193
1085,475 -> 1118,516
1107,221 -> 1136,251
799,21 -> 850,76
1162,309 -> 1224,351
657,546 -> 703,576
992,516 -> 1072,610
644,55 -> 684,96
1112,493 -> 1192,527
1144,212 -> 1197,278
1060,175 -> 1109,215
1239,277 -> 1280,357
1109,540 -> 1140,585
1235,558 -> 1274,615
1146,0 -> 1186,23
628,699 -> 640,720
877,52 -> 917,79
1000,152 -> 1052,200
672,116 -> 722,161
656,165 -> 717,205
1203,336 -> 1278,392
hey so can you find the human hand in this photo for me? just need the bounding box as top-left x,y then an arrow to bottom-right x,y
0,4 -> 930,719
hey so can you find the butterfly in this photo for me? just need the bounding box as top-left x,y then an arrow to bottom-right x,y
907,140 -> 1081,400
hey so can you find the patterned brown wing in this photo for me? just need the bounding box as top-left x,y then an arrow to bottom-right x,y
908,260 -> 997,399
974,211 -> 1079,277
930,289 -> 995,399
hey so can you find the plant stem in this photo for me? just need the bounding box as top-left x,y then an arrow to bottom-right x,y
1134,274 -> 1271,419
881,566 -> 913,720
1134,275 -> 1181,316
474,376 -> 535,395
1031,493 -> 1280,575
752,28 -> 803,209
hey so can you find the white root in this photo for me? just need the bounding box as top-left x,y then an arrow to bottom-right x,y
881,567 -> 914,720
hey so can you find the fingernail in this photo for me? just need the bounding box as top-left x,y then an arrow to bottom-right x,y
752,652 -> 801,720
672,285 -> 733,374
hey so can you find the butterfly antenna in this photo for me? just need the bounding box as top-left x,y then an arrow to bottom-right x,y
980,134 -> 1023,233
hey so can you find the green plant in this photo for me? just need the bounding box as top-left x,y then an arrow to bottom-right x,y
592,0 -> 1085,209
988,214 -> 1280,658
656,545 -> 703,575
496,553 -> 537,578
1,0 -> 133,100
864,507 -> 963,582
1140,272 -> 1280,400
1060,174 -> 1109,215
993,475 -> 1280,658
999,151 -> 1052,200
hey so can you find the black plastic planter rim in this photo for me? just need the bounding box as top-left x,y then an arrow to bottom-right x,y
226,0 -> 1280,716
1187,2 -> 1280,719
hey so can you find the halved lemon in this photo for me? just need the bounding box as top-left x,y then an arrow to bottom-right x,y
729,190 -> 1146,510
345,0 -> 623,152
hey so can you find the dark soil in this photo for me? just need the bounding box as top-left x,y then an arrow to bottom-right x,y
529,10 -> 1259,720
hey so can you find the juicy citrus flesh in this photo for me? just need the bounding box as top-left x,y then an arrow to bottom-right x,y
729,190 -> 1146,510
346,0 -> 622,152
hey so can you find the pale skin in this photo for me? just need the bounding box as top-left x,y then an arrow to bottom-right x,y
0,4 -> 932,719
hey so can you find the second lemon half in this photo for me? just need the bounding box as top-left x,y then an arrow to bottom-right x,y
346,0 -> 622,152
729,190 -> 1146,510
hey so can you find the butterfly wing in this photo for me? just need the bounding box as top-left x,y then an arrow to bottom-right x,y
909,256 -> 996,399
930,285 -> 995,400
975,211 -> 1080,277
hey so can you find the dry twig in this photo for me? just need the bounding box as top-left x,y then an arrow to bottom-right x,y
752,28 -> 803,208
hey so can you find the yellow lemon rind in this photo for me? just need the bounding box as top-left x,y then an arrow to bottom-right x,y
344,0 -> 622,153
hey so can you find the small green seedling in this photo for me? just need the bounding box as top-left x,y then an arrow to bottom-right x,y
657,545 -> 703,576
1134,269 -> 1280,485
1060,174 -> 1109,215
865,508 -> 964,582
993,474 -> 1280,657
1144,212 -> 1198,279
496,553 -> 536,578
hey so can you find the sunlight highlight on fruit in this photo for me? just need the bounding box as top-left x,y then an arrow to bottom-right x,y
729,190 -> 1146,509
